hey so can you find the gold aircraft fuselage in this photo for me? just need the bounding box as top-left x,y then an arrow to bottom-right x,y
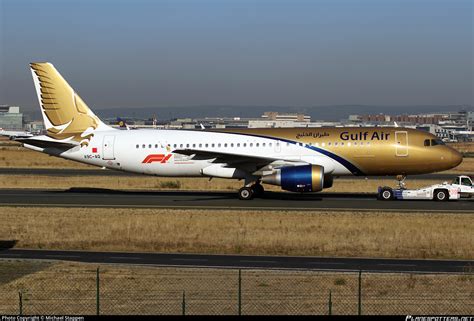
217,127 -> 463,176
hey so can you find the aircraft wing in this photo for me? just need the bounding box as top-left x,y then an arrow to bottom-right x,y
173,148 -> 280,164
0,130 -> 33,139
172,148 -> 309,175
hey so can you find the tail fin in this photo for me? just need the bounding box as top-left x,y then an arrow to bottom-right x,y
30,62 -> 112,146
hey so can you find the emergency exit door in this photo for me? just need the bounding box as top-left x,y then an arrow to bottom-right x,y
102,135 -> 115,160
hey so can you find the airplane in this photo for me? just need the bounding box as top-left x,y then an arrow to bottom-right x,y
19,62 -> 463,200
0,128 -> 33,140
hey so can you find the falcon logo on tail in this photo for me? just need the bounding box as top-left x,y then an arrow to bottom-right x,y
30,62 -> 107,147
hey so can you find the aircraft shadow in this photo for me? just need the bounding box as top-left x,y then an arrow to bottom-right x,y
0,240 -> 18,251
55,188 -> 377,201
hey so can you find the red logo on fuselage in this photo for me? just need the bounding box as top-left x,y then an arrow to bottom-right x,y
142,154 -> 172,164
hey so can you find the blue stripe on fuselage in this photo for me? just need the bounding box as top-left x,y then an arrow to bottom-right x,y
209,130 -> 365,176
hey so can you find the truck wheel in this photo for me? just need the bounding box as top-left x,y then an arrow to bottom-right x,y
379,187 -> 394,201
238,187 -> 254,200
434,189 -> 448,201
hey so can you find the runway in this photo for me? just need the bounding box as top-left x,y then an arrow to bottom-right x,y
0,188 -> 472,212
0,167 -> 459,180
0,249 -> 471,273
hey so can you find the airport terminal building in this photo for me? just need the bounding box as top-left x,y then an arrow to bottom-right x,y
0,105 -> 23,130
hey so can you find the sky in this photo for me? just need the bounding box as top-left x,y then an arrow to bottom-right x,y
0,0 -> 472,112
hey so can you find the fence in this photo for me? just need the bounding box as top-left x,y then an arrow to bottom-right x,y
0,260 -> 472,315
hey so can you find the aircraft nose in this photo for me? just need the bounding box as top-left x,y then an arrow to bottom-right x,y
449,148 -> 463,168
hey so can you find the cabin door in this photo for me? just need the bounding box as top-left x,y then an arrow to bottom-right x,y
102,135 -> 116,160
395,131 -> 408,157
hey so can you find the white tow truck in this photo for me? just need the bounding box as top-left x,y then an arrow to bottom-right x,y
378,175 -> 473,201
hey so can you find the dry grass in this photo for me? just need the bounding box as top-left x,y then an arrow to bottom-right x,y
0,147 -> 93,169
0,260 -> 471,315
0,174 -> 443,192
0,207 -> 472,260
448,142 -> 474,153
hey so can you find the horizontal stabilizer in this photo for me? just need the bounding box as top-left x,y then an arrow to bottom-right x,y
17,137 -> 78,149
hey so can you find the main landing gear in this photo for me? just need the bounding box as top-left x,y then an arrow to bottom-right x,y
238,182 -> 265,200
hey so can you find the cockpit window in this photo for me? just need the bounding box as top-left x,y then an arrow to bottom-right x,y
430,139 -> 445,146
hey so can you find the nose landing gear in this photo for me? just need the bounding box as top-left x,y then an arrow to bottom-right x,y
378,175 -> 407,201
396,174 -> 407,189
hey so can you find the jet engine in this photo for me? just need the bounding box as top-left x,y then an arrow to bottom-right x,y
261,165 -> 326,192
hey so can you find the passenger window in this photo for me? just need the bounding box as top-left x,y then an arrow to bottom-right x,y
262,143 -> 266,147
224,143 -> 227,147
192,144 -> 196,148
231,143 -> 234,147
237,143 -> 240,147
244,143 -> 247,147
136,144 -> 139,149
218,143 -> 221,147
199,143 -> 202,148
142,144 -> 145,148
155,144 -> 158,148
250,143 -> 253,147
424,139 -> 430,147
205,144 -> 208,147
173,144 -> 177,148
180,144 -> 183,148
186,144 -> 189,148
212,144 -> 215,148
256,143 -> 259,147
269,143 -> 272,147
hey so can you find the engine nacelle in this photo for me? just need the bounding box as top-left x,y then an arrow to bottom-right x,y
262,165 -> 325,192
323,174 -> 333,189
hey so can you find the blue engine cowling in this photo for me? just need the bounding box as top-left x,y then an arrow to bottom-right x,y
262,165 -> 325,192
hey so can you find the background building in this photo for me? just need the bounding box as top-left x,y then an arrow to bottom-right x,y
0,105 -> 23,130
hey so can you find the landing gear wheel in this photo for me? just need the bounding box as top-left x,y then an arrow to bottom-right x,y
238,187 -> 254,200
379,187 -> 394,201
252,184 -> 265,197
434,189 -> 448,201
